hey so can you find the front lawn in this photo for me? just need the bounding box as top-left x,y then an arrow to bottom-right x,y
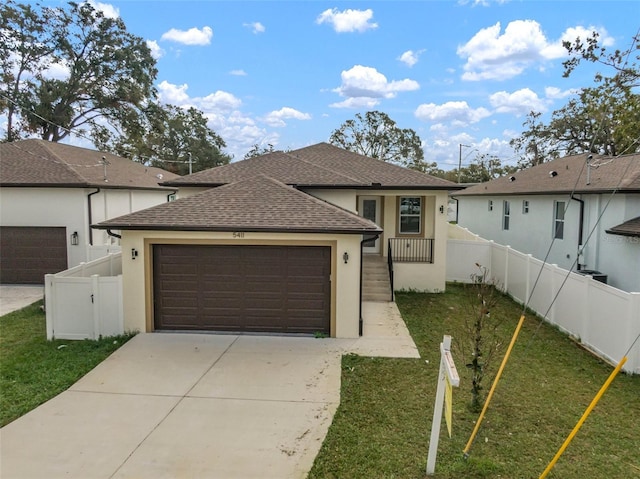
309,283 -> 640,479
0,301 -> 135,427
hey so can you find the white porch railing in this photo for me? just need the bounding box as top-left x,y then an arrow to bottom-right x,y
447,226 -> 640,375
45,252 -> 123,340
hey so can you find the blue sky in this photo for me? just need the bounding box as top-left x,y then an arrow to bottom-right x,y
27,1 -> 640,168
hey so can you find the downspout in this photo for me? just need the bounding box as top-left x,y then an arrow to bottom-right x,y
106,229 -> 122,240
359,237 -> 366,336
87,188 -> 100,246
167,190 -> 177,202
570,194 -> 584,270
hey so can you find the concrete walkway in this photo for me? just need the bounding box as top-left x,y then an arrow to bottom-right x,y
0,302 -> 419,479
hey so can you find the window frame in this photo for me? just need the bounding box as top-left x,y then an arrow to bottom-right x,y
502,200 -> 510,230
398,196 -> 422,235
553,201 -> 565,239
488,200 -> 493,211
522,200 -> 529,214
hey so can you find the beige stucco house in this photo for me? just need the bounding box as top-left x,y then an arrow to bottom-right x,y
94,143 -> 461,338
0,139 -> 179,284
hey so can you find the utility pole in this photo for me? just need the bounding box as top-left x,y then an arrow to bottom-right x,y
458,144 -> 470,184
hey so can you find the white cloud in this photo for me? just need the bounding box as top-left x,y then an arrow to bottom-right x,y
146,40 -> 164,60
414,101 -> 491,125
458,20 -> 616,82
157,81 -> 191,104
198,91 -> 243,112
458,20 -> 552,81
230,70 -> 247,76
489,88 -> 548,115
329,97 -> 381,109
332,65 -> 419,105
398,49 -> 424,67
243,22 -> 265,34
545,86 -> 578,100
86,1 -> 119,19
263,107 -> 312,127
161,26 -> 213,46
316,8 -> 378,33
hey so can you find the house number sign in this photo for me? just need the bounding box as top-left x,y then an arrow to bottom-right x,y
232,232 -> 245,238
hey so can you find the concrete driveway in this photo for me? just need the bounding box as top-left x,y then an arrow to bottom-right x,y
0,302 -> 419,479
0,285 -> 44,316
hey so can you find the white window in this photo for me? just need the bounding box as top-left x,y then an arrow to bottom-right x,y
554,201 -> 565,239
488,200 -> 493,211
399,197 -> 422,234
502,201 -> 510,230
522,200 -> 529,214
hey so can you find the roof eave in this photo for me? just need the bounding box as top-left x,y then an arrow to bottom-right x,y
92,224 -> 383,235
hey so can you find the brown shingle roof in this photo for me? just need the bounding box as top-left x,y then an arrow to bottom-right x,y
453,152 -> 640,197
163,142 -> 459,190
94,175 -> 383,234
606,216 -> 640,237
0,139 -> 179,189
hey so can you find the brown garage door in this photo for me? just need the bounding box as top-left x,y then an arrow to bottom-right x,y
0,226 -> 68,284
153,244 -> 331,334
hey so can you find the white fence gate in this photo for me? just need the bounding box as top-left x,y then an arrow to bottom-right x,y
447,226 -> 640,375
45,253 -> 123,340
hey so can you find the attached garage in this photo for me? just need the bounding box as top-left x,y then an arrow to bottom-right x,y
0,226 -> 68,284
153,244 -> 331,334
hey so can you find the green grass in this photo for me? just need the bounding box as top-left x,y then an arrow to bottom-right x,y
309,283 -> 640,479
0,301 -> 135,427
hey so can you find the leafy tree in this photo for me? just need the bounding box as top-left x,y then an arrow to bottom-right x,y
96,103 -> 231,175
329,111 -> 426,171
510,32 -> 640,166
1,1 -> 157,144
0,0 -> 59,141
244,143 -> 276,159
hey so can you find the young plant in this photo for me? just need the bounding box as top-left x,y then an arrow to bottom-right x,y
456,263 -> 505,412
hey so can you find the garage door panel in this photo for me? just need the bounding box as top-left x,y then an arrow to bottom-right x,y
0,226 -> 68,284
153,244 -> 330,334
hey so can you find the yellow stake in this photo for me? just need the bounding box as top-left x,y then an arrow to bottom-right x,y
539,356 -> 627,479
463,314 -> 526,457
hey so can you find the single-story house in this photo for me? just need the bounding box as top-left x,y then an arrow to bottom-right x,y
453,152 -> 640,292
94,142 -> 461,338
0,139 -> 179,284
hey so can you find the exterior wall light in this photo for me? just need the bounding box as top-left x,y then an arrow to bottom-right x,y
70,231 -> 79,245
343,251 -> 349,264
131,248 -> 139,260
439,205 -> 445,214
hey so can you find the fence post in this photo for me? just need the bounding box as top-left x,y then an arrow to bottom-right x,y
581,276 -> 591,346
91,274 -> 100,340
503,244 -> 510,293
44,274 -> 55,340
628,293 -> 640,374
549,264 -> 558,325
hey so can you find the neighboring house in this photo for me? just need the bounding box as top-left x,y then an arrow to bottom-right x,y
94,142 -> 461,338
0,139 -> 179,284
453,152 -> 640,292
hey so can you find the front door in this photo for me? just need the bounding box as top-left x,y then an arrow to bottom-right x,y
358,196 -> 381,254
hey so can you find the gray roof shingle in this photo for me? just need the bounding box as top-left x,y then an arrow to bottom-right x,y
163,142 -> 459,190
606,216 -> 640,237
453,152 -> 640,197
0,139 -> 179,189
94,174 -> 383,234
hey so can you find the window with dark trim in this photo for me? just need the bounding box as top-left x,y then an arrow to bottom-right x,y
399,197 -> 422,234
522,200 -> 529,214
554,201 -> 565,239
502,200 -> 510,230
488,200 -> 493,211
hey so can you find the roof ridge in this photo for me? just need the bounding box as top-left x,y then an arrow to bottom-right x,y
281,150 -> 368,185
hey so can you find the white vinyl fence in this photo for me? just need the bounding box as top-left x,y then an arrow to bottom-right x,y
45,252 -> 123,340
447,226 -> 640,375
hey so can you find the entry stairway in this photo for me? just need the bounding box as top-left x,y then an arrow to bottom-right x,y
362,255 -> 392,302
